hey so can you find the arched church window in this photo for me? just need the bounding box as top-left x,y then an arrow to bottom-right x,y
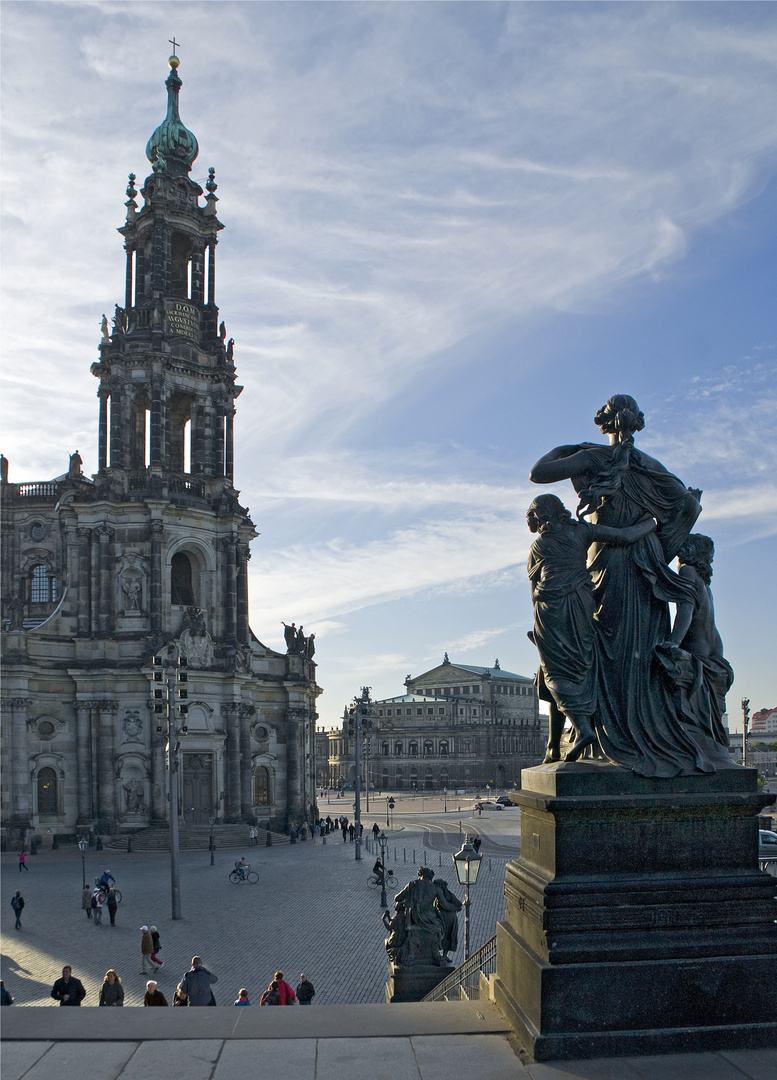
170,552 -> 195,606
253,766 -> 270,806
37,767 -> 58,815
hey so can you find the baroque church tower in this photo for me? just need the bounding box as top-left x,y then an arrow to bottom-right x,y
0,55 -> 320,847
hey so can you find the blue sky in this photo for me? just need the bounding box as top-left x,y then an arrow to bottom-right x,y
2,1 -> 775,731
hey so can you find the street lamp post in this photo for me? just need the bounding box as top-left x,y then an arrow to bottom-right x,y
209,816 -> 215,867
151,646 -> 188,920
453,836 -> 483,960
379,830 -> 388,909
78,836 -> 88,889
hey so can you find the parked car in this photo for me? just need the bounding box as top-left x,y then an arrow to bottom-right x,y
758,829 -> 777,860
474,800 -> 504,811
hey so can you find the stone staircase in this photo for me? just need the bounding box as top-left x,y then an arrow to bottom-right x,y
105,823 -> 290,851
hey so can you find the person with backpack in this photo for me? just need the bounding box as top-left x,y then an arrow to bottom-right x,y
11,891 -> 24,929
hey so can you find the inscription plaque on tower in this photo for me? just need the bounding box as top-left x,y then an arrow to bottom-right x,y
166,301 -> 199,340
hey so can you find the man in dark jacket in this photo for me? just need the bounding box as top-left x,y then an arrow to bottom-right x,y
296,973 -> 315,1004
51,966 -> 86,1005
178,956 -> 218,1006
11,891 -> 24,929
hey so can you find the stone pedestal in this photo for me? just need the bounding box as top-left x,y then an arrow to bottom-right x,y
386,961 -> 453,1003
494,761 -> 777,1061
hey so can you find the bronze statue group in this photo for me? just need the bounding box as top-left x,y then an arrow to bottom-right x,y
527,393 -> 733,777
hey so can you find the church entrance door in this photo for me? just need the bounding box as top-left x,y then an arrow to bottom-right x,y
183,753 -> 215,825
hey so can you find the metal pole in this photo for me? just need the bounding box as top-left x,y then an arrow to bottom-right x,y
167,670 -> 182,920
464,880 -> 471,959
386,796 -> 390,828
354,703 -> 362,861
365,739 -> 370,813
209,816 -> 215,866
379,832 -> 388,909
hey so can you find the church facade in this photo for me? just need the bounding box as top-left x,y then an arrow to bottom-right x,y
0,56 -> 320,847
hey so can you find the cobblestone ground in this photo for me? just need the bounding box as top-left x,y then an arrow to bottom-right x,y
1,803 -> 520,1008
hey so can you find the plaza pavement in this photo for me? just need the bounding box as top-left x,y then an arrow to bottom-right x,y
1,803 -> 516,1008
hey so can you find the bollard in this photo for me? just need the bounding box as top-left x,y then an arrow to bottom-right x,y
266,831 -> 272,846
96,835 -> 103,851
30,835 -> 37,856
127,836 -> 133,853
52,833 -> 59,850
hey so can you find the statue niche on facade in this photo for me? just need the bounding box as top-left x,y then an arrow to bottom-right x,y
529,393 -> 735,778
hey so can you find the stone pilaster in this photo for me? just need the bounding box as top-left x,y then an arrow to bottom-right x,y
96,699 -> 119,828
76,528 -> 91,636
149,519 -> 163,638
74,700 -> 94,823
239,704 -> 254,817
97,526 -> 114,636
222,702 -> 241,821
236,543 -> 250,646
2,697 -> 32,823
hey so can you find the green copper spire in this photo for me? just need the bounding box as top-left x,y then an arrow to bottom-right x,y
145,54 -> 199,176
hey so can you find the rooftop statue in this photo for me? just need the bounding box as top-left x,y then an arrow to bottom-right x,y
529,394 -> 734,778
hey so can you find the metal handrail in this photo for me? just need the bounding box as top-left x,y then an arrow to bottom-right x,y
421,933 -> 497,1002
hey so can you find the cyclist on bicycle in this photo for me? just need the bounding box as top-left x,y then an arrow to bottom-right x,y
99,869 -> 116,890
235,857 -> 249,881
373,858 -> 385,885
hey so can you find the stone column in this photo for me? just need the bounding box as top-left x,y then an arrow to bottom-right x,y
149,519 -> 163,639
149,376 -> 164,468
239,705 -> 254,817
109,382 -> 125,469
207,242 -> 216,306
225,409 -> 234,483
236,544 -> 250,646
74,701 -> 94,823
124,243 -> 134,309
98,394 -> 108,472
2,697 -> 31,824
76,528 -> 91,636
96,527 -> 114,637
96,699 -> 118,829
223,536 -> 237,643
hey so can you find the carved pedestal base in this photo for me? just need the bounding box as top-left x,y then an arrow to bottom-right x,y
385,960 -> 453,1003
494,761 -> 777,1061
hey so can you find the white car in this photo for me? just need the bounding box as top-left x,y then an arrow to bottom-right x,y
474,800 -> 504,811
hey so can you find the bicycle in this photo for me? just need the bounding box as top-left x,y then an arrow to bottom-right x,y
94,880 -> 122,904
229,869 -> 259,884
368,870 -> 397,890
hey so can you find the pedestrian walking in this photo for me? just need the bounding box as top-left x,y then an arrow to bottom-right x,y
51,965 -> 86,1005
260,980 -> 281,1005
92,890 -> 103,925
98,969 -> 124,1006
178,956 -> 218,1006
372,823 -> 380,840
249,825 -> 258,846
296,973 -> 315,1005
0,981 -> 13,1005
234,988 -> 251,1005
270,971 -> 296,1005
82,884 -> 93,919
11,891 -> 24,929
107,887 -> 118,927
140,925 -> 155,973
144,980 -> 168,1006
150,925 -> 164,969
348,823 -> 355,842
18,849 -> 29,872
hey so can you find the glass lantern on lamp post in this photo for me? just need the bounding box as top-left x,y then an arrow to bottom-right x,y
453,836 -> 482,959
